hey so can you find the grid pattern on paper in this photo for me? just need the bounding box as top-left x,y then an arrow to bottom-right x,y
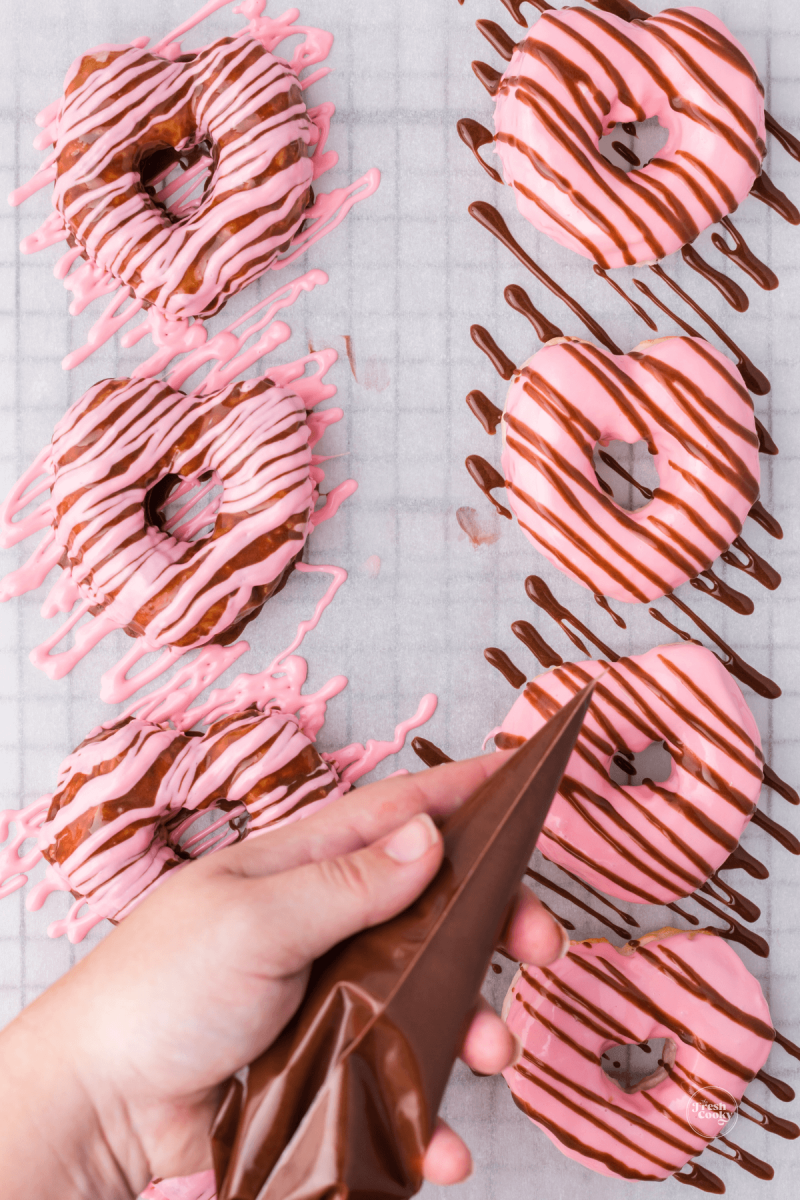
0,1 -> 798,1196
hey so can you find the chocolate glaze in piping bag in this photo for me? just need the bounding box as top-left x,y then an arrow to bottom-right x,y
212,684 -> 595,1200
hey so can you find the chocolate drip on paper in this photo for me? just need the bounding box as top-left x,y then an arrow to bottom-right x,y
511,619 -> 564,668
711,217 -> 779,290
556,863 -> 639,926
593,266 -> 658,331
648,264 -> 770,395
750,171 -> 800,225
681,244 -> 749,312
410,738 -> 452,768
755,419 -> 778,455
707,1137 -> 773,1181
748,500 -> 782,539
466,454 -> 512,517
485,646 -> 527,688
457,119 -> 502,183
611,140 -> 641,167
596,450 -> 653,500
689,570 -> 753,615
667,902 -> 700,926
680,891 -> 769,957
756,1068 -> 796,1104
472,61 -> 502,97
594,593 -> 626,629
526,867 -> 633,939
750,809 -> 800,855
739,1095 -> 800,1139
765,110 -> 800,161
495,731 -> 526,750
213,689 -> 594,1200
719,844 -> 769,881
774,1030 -> 800,1061
700,874 -> 760,924
721,537 -> 781,591
471,324 -> 517,378
476,18 -> 516,61
466,389 -> 503,434
762,763 -> 799,805
526,575 -> 620,661
504,282 -> 564,342
469,202 -> 622,353
673,1163 -> 725,1194
660,595 -> 781,699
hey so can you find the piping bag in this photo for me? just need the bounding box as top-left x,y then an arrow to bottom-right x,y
212,682 -> 595,1200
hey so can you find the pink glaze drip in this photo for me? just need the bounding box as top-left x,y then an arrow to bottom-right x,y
493,6 -> 766,267
329,692 -> 439,784
10,2 -> 379,369
501,336 -> 760,604
497,642 -> 763,906
504,928 -> 774,1180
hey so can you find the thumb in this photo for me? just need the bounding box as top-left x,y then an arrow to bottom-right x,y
249,812 -> 443,974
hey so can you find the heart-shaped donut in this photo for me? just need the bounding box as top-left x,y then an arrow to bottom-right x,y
501,335 -> 760,603
54,35 -> 315,318
39,708 -> 344,924
51,372 -> 317,651
503,927 -> 774,1182
493,5 -> 766,266
495,642 -> 763,906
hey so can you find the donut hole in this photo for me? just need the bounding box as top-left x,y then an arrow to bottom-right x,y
593,438 -> 659,512
145,471 -> 223,543
609,740 -> 673,787
598,116 -> 669,173
601,1037 -> 676,1093
140,140 -> 215,220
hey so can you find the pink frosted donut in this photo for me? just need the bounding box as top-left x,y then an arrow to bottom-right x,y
495,642 -> 763,906
51,373 -> 316,651
493,6 -> 765,267
54,36 -> 315,318
501,336 -> 760,603
503,928 -> 774,1181
39,707 -> 344,924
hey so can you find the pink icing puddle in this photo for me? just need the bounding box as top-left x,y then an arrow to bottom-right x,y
0,561 -> 438,944
0,338 -> 357,702
9,0 -> 380,370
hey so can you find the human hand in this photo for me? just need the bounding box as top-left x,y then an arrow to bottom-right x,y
0,751 -> 568,1199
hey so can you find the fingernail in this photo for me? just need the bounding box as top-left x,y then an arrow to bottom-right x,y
384,814 -> 438,863
556,922 -> 571,960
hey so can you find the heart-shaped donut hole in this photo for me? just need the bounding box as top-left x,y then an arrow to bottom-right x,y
598,116 -> 669,174
601,1037 -> 676,1094
592,437 -> 659,513
496,642 -> 763,906
501,336 -> 760,603
609,739 -> 672,787
54,36 -> 316,318
503,929 -> 774,1182
144,471 -> 223,544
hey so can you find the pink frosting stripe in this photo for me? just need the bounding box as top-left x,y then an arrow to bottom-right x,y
504,928 -> 774,1180
497,642 -> 763,905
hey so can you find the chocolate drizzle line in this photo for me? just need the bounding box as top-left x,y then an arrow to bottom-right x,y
469,202 -> 622,353
648,264 -> 770,395
721,537 -> 781,592
762,763 -> 799,806
750,171 -> 800,225
410,737 -> 452,768
595,593 -> 627,629
472,61 -> 502,97
750,809 -> 800,855
596,450 -> 653,500
707,1137 -> 773,1181
700,874 -> 760,924
511,618 -> 564,668
504,282 -> 564,342
774,1030 -> 800,1062
611,140 -> 641,168
667,902 -> 700,926
680,244 -> 749,312
755,419 -> 778,455
756,1069 -> 796,1104
684,891 -> 769,957
465,454 -> 512,518
689,569 -> 754,616
476,18 -> 517,61
471,323 -> 518,378
525,574 -> 620,661
739,1095 -> 800,1140
593,265 -> 658,331
456,119 -> 502,183
657,596 -> 782,699
765,110 -> 800,161
466,389 -> 503,434
526,867 -> 634,939
748,499 -> 782,539
711,217 -> 779,291
485,646 -> 527,688
719,844 -> 769,881
673,1163 -> 725,1194
555,862 -> 639,926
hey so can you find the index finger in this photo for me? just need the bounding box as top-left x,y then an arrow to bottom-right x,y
213,749 -> 512,880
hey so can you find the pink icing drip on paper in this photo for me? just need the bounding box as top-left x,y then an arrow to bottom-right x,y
330,693 -> 439,784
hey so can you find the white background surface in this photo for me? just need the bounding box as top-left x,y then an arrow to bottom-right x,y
0,1 -> 798,1196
